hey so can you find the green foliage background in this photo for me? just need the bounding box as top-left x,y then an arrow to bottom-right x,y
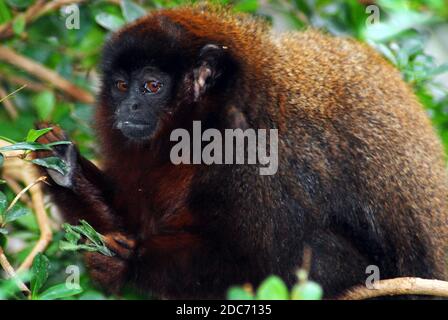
0,0 -> 447,300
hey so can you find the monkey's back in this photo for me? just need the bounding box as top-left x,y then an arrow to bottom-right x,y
155,7 -> 448,289
272,30 -> 448,282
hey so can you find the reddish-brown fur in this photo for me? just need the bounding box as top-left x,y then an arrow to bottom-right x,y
37,6 -> 448,299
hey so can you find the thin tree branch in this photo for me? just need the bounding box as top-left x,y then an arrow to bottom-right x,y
338,277 -> 448,300
0,46 -> 94,104
6,176 -> 47,212
0,73 -> 89,104
0,84 -> 26,104
0,140 -> 53,274
2,175 -> 32,208
0,246 -> 31,296
17,171 -> 52,273
0,74 -> 47,92
0,85 -> 19,119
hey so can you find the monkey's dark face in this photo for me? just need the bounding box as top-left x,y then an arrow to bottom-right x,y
100,14 -> 238,144
110,66 -> 173,141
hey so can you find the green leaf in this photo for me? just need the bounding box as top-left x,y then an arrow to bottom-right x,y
46,141 -> 71,148
227,286 -> 254,300
0,271 -> 31,300
373,43 -> 398,66
38,283 -> 82,300
14,212 -> 38,232
31,254 -> 50,299
12,14 -> 25,35
31,157 -> 68,175
33,91 -> 55,120
256,275 -> 289,300
60,221 -> 113,256
59,241 -> 101,253
233,0 -> 259,13
0,152 -> 4,167
0,142 -> 52,152
5,206 -> 31,224
347,0 -> 367,38
62,225 -> 81,244
26,128 -> 53,143
95,12 -> 125,31
0,136 -> 17,144
0,191 -> 7,214
425,63 -> 448,78
0,278 -> 19,300
59,241 -> 82,251
121,0 -> 146,22
77,220 -> 104,244
291,281 -> 323,300
0,0 -> 12,24
363,11 -> 436,42
78,290 -> 106,300
6,0 -> 34,9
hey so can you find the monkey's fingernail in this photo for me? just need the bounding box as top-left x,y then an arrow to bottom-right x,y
114,236 -> 135,249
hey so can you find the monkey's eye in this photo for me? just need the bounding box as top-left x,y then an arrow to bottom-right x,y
144,80 -> 163,94
116,80 -> 128,92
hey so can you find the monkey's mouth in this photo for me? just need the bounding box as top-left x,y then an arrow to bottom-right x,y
116,121 -> 155,140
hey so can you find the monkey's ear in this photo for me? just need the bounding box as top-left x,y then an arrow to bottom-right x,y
193,44 -> 228,101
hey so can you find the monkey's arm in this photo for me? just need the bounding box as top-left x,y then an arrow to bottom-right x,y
36,125 -> 118,232
36,125 -> 136,293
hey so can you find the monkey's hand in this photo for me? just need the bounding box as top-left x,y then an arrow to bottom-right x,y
85,232 -> 136,294
35,123 -> 78,189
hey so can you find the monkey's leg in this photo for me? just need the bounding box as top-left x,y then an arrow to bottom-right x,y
305,230 -> 370,299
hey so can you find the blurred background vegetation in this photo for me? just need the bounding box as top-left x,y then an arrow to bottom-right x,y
0,0 -> 447,300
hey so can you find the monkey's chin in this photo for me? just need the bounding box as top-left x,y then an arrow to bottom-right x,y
117,121 -> 154,141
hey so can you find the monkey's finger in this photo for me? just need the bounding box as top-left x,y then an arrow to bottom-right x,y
103,232 -> 136,260
49,125 -> 69,141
